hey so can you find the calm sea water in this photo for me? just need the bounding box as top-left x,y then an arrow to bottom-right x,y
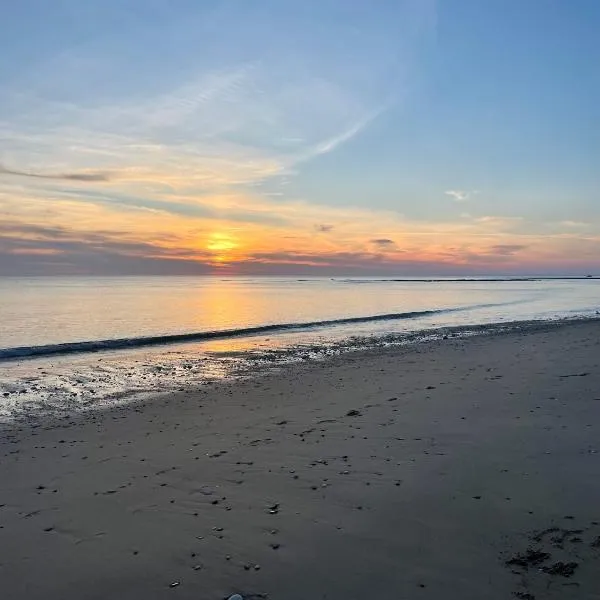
0,276 -> 598,422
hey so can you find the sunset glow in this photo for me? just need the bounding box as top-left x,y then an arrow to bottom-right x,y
1,1 -> 599,276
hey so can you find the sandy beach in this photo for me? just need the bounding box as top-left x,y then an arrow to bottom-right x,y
1,320 -> 600,600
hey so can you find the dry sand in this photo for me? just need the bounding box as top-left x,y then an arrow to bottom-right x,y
1,320 -> 600,600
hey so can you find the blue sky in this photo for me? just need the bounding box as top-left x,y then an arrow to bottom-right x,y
1,0 -> 599,275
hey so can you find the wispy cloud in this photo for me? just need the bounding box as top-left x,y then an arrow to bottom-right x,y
488,244 -> 527,256
560,220 -> 588,228
473,215 -> 523,228
301,104 -> 389,162
0,61 -> 386,196
0,163 -> 111,182
315,224 -> 334,233
0,0 -> 424,200
370,238 -> 396,247
445,189 -> 479,202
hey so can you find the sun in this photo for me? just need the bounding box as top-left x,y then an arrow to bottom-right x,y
206,239 -> 236,252
206,232 -> 239,264
206,232 -> 238,252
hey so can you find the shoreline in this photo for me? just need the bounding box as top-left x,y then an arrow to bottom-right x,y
1,314 -> 599,427
1,319 -> 600,599
3,306 -> 597,363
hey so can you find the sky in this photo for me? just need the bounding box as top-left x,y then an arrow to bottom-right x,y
1,0 -> 599,276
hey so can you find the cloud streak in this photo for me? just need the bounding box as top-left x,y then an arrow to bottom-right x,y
445,189 -> 479,202
301,104 -> 389,162
370,238 -> 396,248
488,244 -> 527,256
315,224 -> 334,233
0,163 -> 111,182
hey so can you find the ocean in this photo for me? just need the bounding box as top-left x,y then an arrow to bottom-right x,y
1,276 -> 598,423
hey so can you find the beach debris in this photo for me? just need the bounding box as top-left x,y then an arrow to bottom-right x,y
267,503 -> 280,515
504,521 -> 600,598
547,528 -> 583,548
249,438 -> 273,447
169,581 -> 180,588
531,527 -> 560,542
228,595 -> 243,600
558,372 -> 589,378
346,409 -> 361,417
208,450 -> 228,458
542,561 -> 578,577
506,548 -> 550,569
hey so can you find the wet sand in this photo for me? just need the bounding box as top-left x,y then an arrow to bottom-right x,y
1,320 -> 600,600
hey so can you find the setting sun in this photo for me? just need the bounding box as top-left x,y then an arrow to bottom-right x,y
205,232 -> 239,264
206,234 -> 238,253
